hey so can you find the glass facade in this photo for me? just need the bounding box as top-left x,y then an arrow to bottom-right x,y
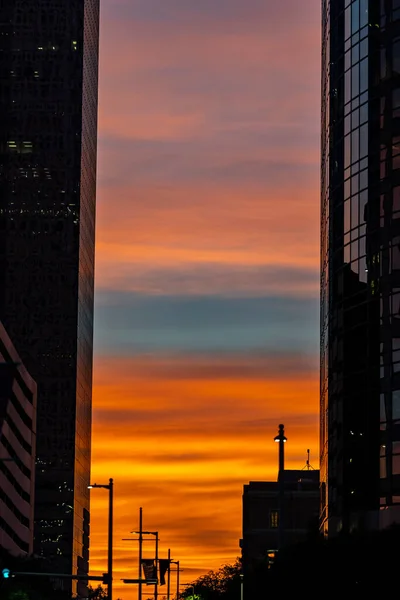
0,0 -> 99,587
321,0 -> 400,535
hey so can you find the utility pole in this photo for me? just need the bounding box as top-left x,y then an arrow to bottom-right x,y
122,526 -> 158,600
167,548 -> 171,600
139,507 -> 143,600
154,531 -> 159,600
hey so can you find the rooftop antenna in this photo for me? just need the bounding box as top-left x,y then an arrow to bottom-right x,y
302,449 -> 315,470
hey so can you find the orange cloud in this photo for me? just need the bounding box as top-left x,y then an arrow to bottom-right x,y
90,354 -> 319,599
94,182 -> 319,297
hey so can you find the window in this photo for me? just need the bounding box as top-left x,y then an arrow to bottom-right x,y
394,39 -> 400,76
352,1 -> 359,33
392,241 -> 400,270
344,200 -> 351,232
360,59 -> 368,93
393,390 -> 400,420
359,124 -> 368,158
394,137 -> 400,170
380,393 -> 386,423
395,0 -> 400,21
360,102 -> 368,124
391,291 -> 400,316
380,457 -> 387,478
270,510 -> 279,528
360,0 -> 368,28
351,194 -> 359,228
393,454 -> 400,475
394,90 -> 400,119
352,65 -> 359,98
352,129 -> 360,162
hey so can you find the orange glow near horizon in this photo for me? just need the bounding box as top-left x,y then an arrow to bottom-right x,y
91,1 -> 321,598
89,356 -> 319,599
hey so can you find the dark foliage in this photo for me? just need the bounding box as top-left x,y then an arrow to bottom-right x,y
87,584 -> 122,600
181,559 -> 241,600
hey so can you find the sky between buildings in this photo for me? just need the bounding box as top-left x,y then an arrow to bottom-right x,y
90,1 -> 321,598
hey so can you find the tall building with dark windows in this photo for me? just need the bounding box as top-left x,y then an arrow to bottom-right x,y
321,0 -> 400,536
0,0 -> 99,584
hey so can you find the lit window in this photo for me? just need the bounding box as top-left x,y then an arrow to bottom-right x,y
270,510 -> 279,528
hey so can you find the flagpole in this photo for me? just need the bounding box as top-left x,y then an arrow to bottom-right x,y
139,507 -> 143,600
155,532 -> 159,600
167,548 -> 171,600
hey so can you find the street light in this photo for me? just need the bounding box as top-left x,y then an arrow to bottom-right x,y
88,478 -> 114,600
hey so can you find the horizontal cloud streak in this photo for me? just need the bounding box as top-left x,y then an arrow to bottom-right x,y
95,262 -> 319,297
94,292 -> 319,354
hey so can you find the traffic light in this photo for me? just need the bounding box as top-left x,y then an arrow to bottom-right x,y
2,568 -> 11,579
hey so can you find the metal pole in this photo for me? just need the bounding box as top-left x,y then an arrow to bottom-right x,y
176,561 -> 180,600
167,548 -> 171,600
139,507 -> 143,600
279,427 -> 284,550
155,532 -> 159,600
108,478 -> 113,600
240,574 -> 243,600
274,424 -> 286,550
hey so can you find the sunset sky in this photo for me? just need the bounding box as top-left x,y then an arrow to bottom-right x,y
89,1 -> 321,598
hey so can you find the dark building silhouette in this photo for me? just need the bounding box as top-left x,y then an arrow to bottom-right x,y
0,322 -> 37,556
321,0 -> 400,535
241,472 -> 319,577
241,427 -> 319,594
0,0 -> 99,584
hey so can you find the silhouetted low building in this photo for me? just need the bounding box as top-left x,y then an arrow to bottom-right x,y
0,322 -> 36,555
241,468 -> 319,586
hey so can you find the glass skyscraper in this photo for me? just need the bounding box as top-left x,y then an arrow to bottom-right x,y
0,0 -> 99,585
321,0 -> 400,535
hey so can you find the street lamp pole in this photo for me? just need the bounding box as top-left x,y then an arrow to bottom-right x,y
139,507 -> 143,600
88,479 -> 114,600
108,478 -> 113,600
170,560 -> 180,600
